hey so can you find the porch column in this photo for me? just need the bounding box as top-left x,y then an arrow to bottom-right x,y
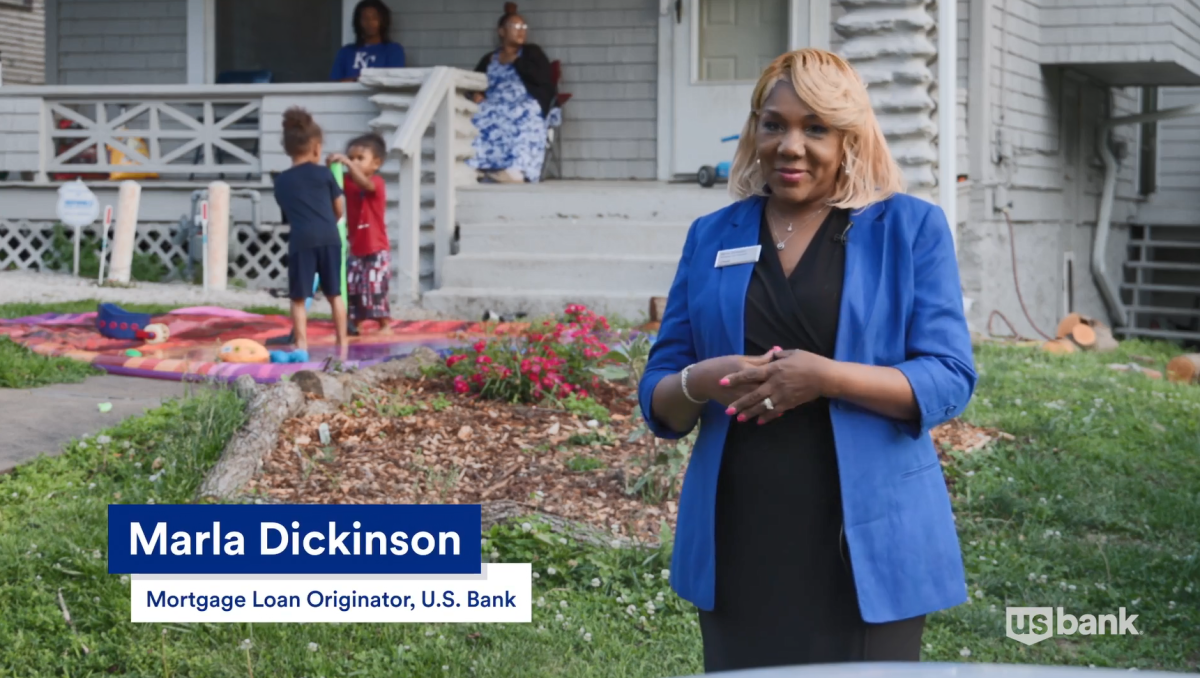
834,0 -> 937,199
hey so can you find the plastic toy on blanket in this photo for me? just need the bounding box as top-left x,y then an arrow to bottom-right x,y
218,338 -> 270,364
95,303 -> 169,343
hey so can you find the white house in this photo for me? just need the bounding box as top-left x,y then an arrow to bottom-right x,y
1,0 -> 1198,344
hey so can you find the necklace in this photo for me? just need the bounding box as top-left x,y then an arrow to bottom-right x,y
768,205 -> 829,251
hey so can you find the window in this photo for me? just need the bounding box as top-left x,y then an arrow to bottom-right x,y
0,0 -> 35,9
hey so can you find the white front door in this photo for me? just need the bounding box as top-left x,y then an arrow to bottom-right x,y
665,0 -> 822,180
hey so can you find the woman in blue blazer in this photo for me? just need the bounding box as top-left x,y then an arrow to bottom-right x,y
638,48 -> 976,672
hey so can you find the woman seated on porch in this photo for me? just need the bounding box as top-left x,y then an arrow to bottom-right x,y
466,3 -> 557,184
331,0 -> 406,82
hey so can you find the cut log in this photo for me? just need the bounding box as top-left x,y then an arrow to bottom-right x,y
1041,338 -> 1077,354
1070,323 -> 1096,348
1166,354 -> 1200,384
649,296 -> 667,323
1056,313 -> 1083,339
1090,323 -> 1120,352
197,381 -> 306,500
292,370 -> 345,403
197,347 -> 442,500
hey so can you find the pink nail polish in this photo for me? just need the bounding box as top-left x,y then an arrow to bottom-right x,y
758,419 -> 767,425
725,406 -> 736,416
772,346 -> 781,352
737,414 -> 746,423
719,378 -> 730,386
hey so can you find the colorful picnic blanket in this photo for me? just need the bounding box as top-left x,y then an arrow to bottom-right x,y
0,307 -> 521,384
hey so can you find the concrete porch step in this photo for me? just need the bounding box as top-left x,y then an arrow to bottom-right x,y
439,253 -> 679,293
457,180 -> 733,224
421,287 -> 660,323
458,221 -> 690,256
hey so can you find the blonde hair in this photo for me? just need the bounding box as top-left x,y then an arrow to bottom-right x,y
728,48 -> 904,210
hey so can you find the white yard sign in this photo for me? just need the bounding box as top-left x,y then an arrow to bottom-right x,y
56,179 -> 101,277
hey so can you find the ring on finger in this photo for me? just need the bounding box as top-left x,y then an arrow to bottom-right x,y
762,397 -> 775,411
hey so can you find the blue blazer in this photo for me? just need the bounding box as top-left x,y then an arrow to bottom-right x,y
638,193 -> 976,623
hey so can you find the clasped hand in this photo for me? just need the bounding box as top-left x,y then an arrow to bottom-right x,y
715,349 -> 831,425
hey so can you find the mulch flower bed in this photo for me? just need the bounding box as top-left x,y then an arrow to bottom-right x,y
249,373 -> 1007,543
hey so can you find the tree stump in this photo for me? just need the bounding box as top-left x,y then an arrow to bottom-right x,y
1167,354 -> 1200,384
1045,314 -> 1119,353
1041,338 -> 1077,354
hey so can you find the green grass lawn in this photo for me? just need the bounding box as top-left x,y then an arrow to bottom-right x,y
0,339 -> 1197,675
0,336 -> 101,388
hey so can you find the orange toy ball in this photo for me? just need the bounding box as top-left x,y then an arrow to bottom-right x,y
217,338 -> 270,364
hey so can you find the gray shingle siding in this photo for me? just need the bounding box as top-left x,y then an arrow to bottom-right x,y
53,0 -> 187,85
1040,0 -> 1200,78
0,0 -> 45,85
0,96 -> 41,172
1151,86 -> 1200,214
382,0 -> 658,180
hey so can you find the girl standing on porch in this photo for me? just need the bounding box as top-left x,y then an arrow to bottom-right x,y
467,3 -> 557,184
331,0 -> 406,82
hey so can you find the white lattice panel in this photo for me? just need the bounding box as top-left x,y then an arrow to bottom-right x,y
1,219 -> 289,289
230,224 -> 290,286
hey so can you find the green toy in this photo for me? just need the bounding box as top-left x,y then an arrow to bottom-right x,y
307,162 -> 350,310
331,161 -> 349,301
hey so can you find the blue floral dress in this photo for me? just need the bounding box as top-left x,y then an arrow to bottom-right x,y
467,51 -> 547,182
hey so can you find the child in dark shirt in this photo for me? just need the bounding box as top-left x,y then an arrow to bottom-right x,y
327,133 -> 390,334
273,107 -> 349,358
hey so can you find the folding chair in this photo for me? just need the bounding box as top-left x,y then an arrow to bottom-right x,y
541,60 -> 572,181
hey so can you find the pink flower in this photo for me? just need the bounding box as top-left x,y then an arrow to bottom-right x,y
453,376 -> 470,394
473,340 -> 487,353
446,354 -> 467,367
470,373 -> 485,385
476,354 -> 493,365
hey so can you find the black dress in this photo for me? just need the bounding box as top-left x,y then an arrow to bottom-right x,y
697,207 -> 925,673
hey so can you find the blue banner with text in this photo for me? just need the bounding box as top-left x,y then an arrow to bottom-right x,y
108,504 -> 482,574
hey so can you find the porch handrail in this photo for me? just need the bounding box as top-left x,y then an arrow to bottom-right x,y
366,65 -> 485,305
390,67 -> 457,160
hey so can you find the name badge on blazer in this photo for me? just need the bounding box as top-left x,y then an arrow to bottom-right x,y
714,245 -> 761,268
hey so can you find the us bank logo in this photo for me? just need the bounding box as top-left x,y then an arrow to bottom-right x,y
1006,606 -> 1140,646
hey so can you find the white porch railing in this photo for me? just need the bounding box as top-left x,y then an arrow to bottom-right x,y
0,83 -> 370,181
0,69 -> 486,296
360,66 -> 485,305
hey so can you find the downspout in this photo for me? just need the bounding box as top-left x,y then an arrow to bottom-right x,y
1094,101 -> 1200,327
1093,110 -> 1126,327
937,0 -> 957,251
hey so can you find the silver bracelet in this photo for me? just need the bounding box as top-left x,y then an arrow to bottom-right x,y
680,364 -> 707,404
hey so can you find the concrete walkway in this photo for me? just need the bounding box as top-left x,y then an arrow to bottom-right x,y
0,375 -> 197,472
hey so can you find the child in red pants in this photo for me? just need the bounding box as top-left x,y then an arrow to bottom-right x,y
328,133 -> 391,334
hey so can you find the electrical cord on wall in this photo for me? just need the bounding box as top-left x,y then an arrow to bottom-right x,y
989,207 -> 1055,342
